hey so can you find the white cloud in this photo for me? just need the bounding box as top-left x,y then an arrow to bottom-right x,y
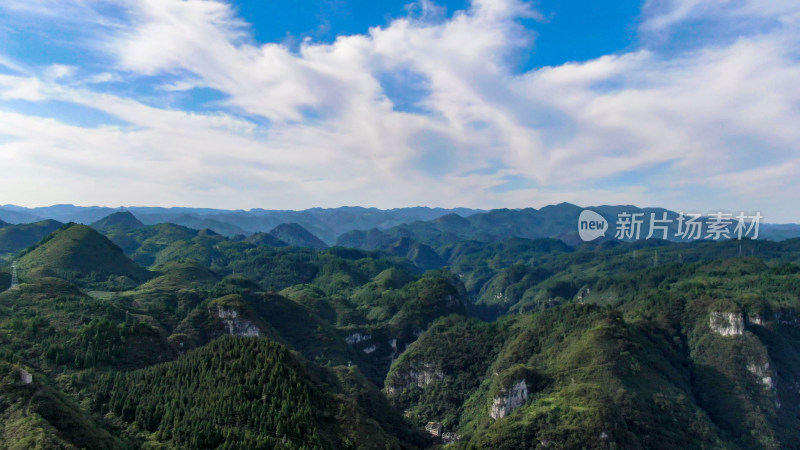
86,72 -> 121,84
0,54 -> 28,75
43,64 -> 76,81
0,0 -> 799,221
0,74 -> 49,101
641,0 -> 800,33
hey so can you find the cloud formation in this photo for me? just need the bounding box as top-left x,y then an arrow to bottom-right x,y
0,0 -> 798,221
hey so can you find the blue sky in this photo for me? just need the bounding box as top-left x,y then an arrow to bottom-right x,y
0,0 -> 799,221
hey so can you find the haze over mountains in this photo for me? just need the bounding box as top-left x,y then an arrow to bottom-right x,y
1,203 -> 798,253
0,205 -> 485,244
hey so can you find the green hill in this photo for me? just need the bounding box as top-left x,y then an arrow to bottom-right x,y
0,220 -> 63,255
142,260 -> 219,291
383,252 -> 800,449
90,211 -> 144,232
245,231 -> 289,247
336,227 -> 398,249
0,359 -> 125,449
126,223 -> 199,266
336,229 -> 444,269
170,290 -> 363,370
17,223 -> 151,283
90,336 -> 426,449
269,223 -> 329,249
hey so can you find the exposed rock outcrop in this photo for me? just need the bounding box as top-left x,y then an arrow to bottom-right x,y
345,332 -> 371,345
709,311 -> 744,336
387,362 -> 444,395
747,361 -> 776,390
17,368 -> 32,385
216,307 -> 259,337
747,314 -> 766,326
490,379 -> 529,419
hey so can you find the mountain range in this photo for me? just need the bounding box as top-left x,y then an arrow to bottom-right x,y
2,204 -> 800,448
1,203 -> 798,252
0,205 -> 486,244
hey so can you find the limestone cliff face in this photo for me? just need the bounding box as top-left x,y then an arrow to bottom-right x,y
216,306 -> 260,337
362,345 -> 377,354
17,368 -> 32,385
345,332 -> 372,345
344,332 -> 381,354
747,314 -> 767,326
747,361 -> 776,390
709,311 -> 745,336
387,362 -> 445,395
490,380 -> 529,419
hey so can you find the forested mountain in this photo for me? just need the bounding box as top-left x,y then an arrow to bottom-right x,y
3,203 -> 798,246
0,220 -> 63,256
16,224 -> 151,283
0,205 -> 486,243
89,211 -> 144,232
268,223 -> 329,249
1,210 -> 800,449
388,254 -> 800,449
90,336 -> 425,449
245,231 -> 289,247
336,229 -> 444,270
361,204 -> 799,248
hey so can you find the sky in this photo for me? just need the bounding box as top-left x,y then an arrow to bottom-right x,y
0,0 -> 799,221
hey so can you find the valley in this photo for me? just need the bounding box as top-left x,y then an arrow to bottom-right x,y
1,206 -> 799,449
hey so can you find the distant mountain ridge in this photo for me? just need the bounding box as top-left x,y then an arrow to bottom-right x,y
351,203 -> 800,248
0,204 -> 487,243
2,203 -> 798,247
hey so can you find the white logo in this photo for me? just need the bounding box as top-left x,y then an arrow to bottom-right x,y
578,210 -> 608,241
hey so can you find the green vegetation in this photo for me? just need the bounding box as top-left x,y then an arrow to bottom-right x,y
16,224 -> 151,284
268,223 -> 328,249
0,357 -> 124,449
2,211 -> 800,449
90,336 -> 424,449
0,220 -> 63,260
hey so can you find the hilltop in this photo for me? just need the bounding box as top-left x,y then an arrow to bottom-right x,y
0,219 -> 63,256
92,336 -> 425,449
245,231 -> 289,247
90,211 -> 144,232
269,223 -> 328,249
16,223 -> 151,282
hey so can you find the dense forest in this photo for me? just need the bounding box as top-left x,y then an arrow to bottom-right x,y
1,210 -> 800,448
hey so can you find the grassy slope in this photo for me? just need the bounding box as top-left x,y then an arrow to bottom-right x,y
17,224 -> 151,282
